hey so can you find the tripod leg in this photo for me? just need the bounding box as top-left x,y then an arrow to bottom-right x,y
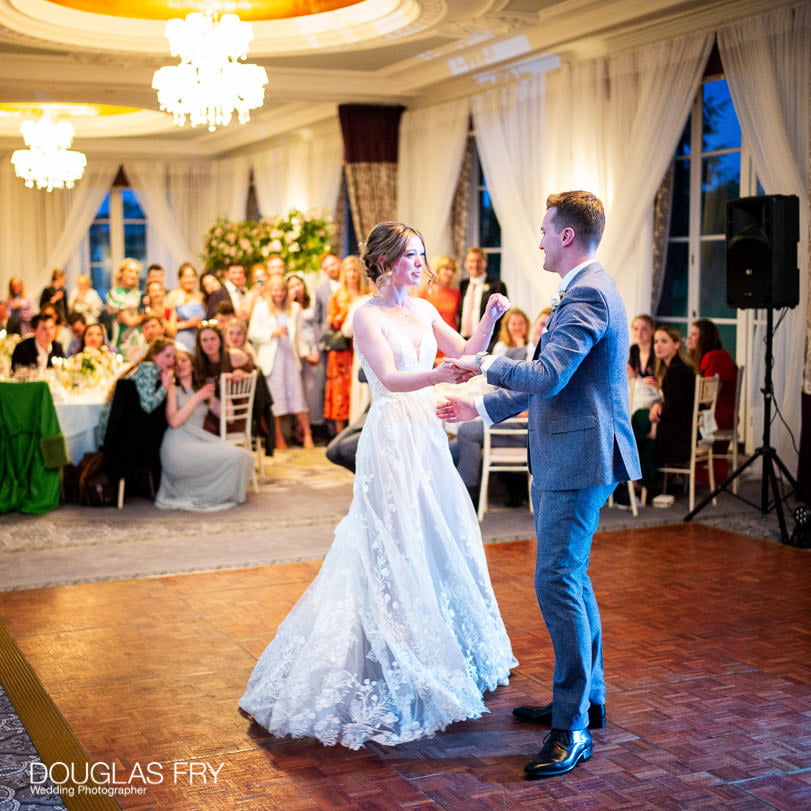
684,448 -> 761,521
764,452 -> 791,544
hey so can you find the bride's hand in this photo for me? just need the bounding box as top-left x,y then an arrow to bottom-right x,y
485,294 -> 511,321
432,358 -> 476,385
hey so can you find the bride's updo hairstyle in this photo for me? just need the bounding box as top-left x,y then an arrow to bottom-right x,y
359,222 -> 434,290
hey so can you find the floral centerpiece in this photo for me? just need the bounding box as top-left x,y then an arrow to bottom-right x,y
202,209 -> 336,275
56,346 -> 119,389
0,330 -> 21,378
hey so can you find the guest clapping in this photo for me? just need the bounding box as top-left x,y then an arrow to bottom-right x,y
155,349 -> 253,511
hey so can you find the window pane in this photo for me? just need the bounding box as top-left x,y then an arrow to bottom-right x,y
676,116 -> 691,157
89,223 -> 110,264
478,189 -> 501,247
657,242 -> 689,318
702,79 -> 741,152
670,158 -> 690,237
701,153 -> 739,235
484,251 -> 501,280
90,266 -> 110,300
121,189 -> 145,219
699,240 -> 736,319
716,323 -> 737,360
95,193 -> 110,218
124,224 -> 147,264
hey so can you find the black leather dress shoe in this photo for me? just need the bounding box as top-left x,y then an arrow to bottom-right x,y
512,702 -> 606,729
524,728 -> 593,779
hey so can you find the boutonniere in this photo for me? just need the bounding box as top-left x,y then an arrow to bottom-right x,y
550,290 -> 565,310
483,284 -> 490,293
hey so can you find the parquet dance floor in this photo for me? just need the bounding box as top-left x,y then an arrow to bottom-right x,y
1,522 -> 809,809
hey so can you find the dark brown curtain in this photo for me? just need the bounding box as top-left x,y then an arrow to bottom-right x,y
339,104 -> 404,244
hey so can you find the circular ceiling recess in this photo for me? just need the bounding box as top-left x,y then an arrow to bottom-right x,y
46,0 -> 365,22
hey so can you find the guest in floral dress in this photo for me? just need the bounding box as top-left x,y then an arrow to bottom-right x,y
324,255 -> 369,433
106,258 -> 143,359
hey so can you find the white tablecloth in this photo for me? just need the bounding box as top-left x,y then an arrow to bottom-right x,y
54,392 -> 106,464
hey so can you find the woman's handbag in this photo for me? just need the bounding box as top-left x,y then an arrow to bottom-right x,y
324,329 -> 350,352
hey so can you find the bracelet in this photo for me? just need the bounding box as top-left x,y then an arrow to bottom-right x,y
474,351 -> 486,373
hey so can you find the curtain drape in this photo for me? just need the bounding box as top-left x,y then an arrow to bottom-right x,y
251,124 -> 343,220
339,104 -> 404,243
471,72 -> 553,315
718,1 -> 810,469
0,158 -> 119,293
543,33 -> 713,322
397,98 -> 469,259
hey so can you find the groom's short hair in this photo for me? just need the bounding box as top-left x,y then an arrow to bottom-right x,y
546,191 -> 605,247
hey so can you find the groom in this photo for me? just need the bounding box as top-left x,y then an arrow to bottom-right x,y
437,190 -> 640,779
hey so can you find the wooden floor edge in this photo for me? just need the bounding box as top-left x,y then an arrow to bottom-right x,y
0,620 -> 120,810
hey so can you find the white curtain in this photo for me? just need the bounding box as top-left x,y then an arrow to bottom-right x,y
718,2 -> 810,467
397,98 -> 470,260
543,33 -> 713,321
251,124 -> 343,219
471,72 -> 555,316
0,157 -> 119,295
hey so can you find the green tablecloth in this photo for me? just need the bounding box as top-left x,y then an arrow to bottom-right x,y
0,381 -> 67,514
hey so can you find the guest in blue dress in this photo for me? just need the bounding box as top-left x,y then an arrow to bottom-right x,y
166,263 -> 205,352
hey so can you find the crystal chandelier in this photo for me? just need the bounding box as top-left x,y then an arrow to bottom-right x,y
152,10 -> 268,132
10,118 -> 87,192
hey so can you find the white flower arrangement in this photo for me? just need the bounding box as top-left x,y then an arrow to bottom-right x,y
550,290 -> 565,310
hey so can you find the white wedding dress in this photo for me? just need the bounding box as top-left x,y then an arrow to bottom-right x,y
239,303 -> 517,749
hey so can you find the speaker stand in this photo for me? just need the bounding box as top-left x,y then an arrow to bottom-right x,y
684,307 -> 799,544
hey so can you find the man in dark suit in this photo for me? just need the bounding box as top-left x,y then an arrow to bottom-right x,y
11,312 -> 65,372
439,191 -> 640,780
457,248 -> 508,349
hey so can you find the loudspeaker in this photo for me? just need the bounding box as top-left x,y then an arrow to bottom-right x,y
725,194 -> 799,309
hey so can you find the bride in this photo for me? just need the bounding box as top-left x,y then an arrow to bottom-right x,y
239,222 -> 517,749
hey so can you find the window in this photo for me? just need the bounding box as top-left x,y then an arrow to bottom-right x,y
88,186 -> 147,298
657,76 -> 757,357
468,142 -> 502,279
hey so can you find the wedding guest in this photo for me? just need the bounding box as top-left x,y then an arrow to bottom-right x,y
687,317 -> 738,477
201,273 -> 232,320
39,269 -> 69,326
526,307 -> 553,358
223,263 -> 250,320
340,272 -> 374,425
156,348 -> 253,511
249,277 -> 314,449
492,307 -> 531,357
38,303 -> 71,350
312,252 -> 342,433
225,317 -> 257,366
192,323 -> 244,435
78,322 -> 111,352
68,274 -> 104,324
267,254 -> 286,278
244,264 -> 268,321
100,338 -> 175,494
10,312 -> 64,372
632,324 -> 696,495
143,281 -> 174,330
286,273 -> 322,430
106,257 -> 143,358
166,263 -> 205,352
324,255 -> 369,433
627,313 -> 656,380
7,277 -> 35,335
140,263 -> 166,309
418,255 -> 459,329
457,247 -> 508,347
0,300 -> 21,335
214,300 -> 236,333
66,311 -> 87,356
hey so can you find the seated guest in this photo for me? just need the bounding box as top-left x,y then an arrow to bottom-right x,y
492,307 -> 531,357
193,322 -> 243,434
11,312 -> 64,373
526,307 -> 553,358
99,338 -> 176,494
166,262 -> 205,352
631,324 -> 696,496
0,300 -> 21,335
326,408 -> 367,473
68,273 -> 104,324
78,322 -> 112,352
224,317 -> 257,365
155,349 -> 253,511
201,273 -> 232,320
143,281 -> 175,333
7,277 -> 35,335
39,269 -> 69,326
627,313 -> 656,380
66,311 -> 87,356
214,300 -> 236,333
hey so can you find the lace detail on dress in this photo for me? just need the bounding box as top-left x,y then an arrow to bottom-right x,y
239,300 -> 516,749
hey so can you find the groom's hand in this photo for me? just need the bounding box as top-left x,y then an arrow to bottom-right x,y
436,393 -> 478,423
450,354 -> 479,374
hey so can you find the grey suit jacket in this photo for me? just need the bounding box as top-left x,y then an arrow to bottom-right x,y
482,262 -> 640,491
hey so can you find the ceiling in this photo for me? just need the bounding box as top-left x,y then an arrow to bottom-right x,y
0,0 -> 787,159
